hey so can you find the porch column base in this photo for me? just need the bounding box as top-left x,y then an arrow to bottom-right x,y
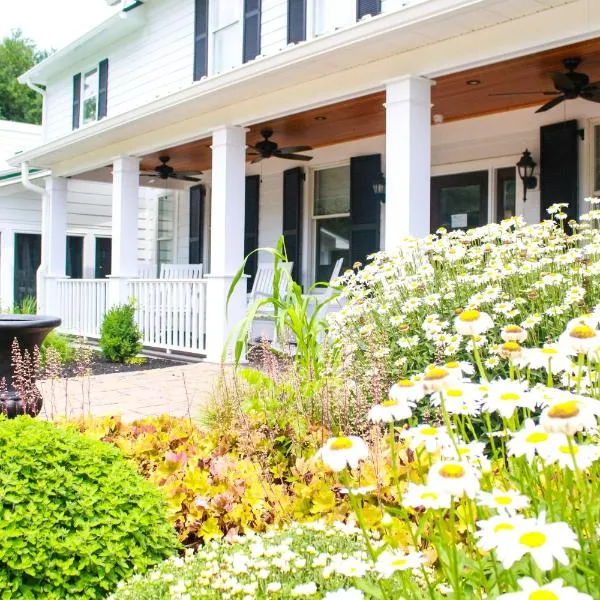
204,274 -> 248,364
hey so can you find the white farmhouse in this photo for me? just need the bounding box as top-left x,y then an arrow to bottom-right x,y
7,0 -> 600,360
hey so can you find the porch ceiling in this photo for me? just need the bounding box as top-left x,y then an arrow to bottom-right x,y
78,36 -> 600,181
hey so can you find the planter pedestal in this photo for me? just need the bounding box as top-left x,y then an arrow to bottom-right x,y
0,315 -> 61,418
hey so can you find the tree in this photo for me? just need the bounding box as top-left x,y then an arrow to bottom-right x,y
0,30 -> 50,125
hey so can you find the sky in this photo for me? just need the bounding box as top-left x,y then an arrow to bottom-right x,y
2,0 -> 119,52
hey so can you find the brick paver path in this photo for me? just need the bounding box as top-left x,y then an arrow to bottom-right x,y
38,362 -> 224,422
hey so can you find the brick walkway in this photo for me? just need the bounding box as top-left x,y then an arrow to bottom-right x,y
38,362 -> 224,422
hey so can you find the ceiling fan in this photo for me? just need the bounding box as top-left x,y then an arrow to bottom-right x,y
247,128 -> 313,163
490,57 -> 600,113
140,156 -> 202,182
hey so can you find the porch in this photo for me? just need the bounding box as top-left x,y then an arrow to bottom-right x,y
34,35 -> 600,360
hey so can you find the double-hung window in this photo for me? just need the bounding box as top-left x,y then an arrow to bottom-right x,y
313,165 -> 351,282
313,0 -> 355,36
212,2 -> 243,74
72,59 -> 108,130
157,195 -> 175,267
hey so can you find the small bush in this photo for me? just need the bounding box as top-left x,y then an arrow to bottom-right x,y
99,303 -> 142,363
40,331 -> 75,365
0,417 -> 178,599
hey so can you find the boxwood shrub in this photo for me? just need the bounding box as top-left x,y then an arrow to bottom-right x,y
0,417 -> 178,599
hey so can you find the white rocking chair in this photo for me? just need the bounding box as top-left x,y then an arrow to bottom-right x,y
159,264 -> 204,279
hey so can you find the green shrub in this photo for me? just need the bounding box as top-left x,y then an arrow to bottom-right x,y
40,331 -> 75,365
0,417 -> 178,599
99,303 -> 142,363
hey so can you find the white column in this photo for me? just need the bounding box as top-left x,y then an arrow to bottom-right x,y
205,126 -> 247,363
385,76 -> 433,249
108,156 -> 140,307
0,229 -> 15,309
40,177 -> 68,315
82,233 -> 96,278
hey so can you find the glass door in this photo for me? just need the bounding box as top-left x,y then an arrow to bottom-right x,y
496,167 -> 516,222
95,237 -> 112,279
430,171 -> 488,233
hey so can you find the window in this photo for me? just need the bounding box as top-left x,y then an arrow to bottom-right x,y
313,0 -> 354,36
72,59 -> 108,130
313,166 -> 351,282
594,124 -> 600,193
212,1 -> 242,73
496,168 -> 516,222
82,69 -> 98,125
157,195 -> 175,267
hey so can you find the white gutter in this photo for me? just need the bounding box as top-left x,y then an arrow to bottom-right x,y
22,77 -> 45,97
20,162 -> 46,197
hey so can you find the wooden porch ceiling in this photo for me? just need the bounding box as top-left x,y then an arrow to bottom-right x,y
135,36 -> 600,175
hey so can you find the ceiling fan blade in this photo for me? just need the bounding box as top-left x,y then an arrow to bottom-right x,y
549,71 -> 577,91
171,174 -> 201,182
175,171 -> 203,176
535,94 -> 566,113
275,153 -> 313,161
250,155 -> 265,164
488,91 -> 560,96
276,145 -> 313,154
139,173 -> 156,177
580,82 -> 600,102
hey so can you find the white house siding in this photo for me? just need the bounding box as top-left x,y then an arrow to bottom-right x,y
0,179 -> 158,306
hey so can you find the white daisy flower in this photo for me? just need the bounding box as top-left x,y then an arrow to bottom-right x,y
291,582 -> 318,596
401,482 -> 452,510
443,360 -> 475,377
400,424 -> 452,453
421,366 -> 459,394
368,399 -> 412,423
495,514 -> 580,571
543,436 -> 600,471
540,396 -> 600,435
476,488 -> 530,514
427,460 -> 481,498
501,324 -> 528,343
520,345 -> 573,374
431,383 -> 484,416
374,550 -> 426,579
483,380 -> 536,419
497,577 -> 591,600
454,309 -> 494,336
329,556 -> 370,578
389,379 -> 425,403
316,436 -> 369,472
475,515 -> 528,552
558,321 -> 600,355
507,420 -> 558,462
323,589 -> 365,600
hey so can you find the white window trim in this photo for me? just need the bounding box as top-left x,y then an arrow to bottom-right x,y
156,192 -> 178,266
585,117 -> 600,198
308,160 -> 351,285
81,67 -> 99,126
208,0 -> 244,76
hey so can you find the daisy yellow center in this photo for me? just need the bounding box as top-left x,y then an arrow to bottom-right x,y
458,448 -> 470,456
425,367 -> 449,380
528,592 -> 559,600
559,445 -> 578,455
502,342 -> 521,352
420,492 -> 438,500
421,427 -> 438,436
397,379 -> 415,387
459,310 -> 481,322
330,437 -> 353,451
438,464 -> 465,479
495,496 -> 512,505
548,401 -> 580,419
541,348 -> 559,355
494,523 -> 514,533
445,361 -> 460,368
391,559 -> 408,567
526,432 -> 549,444
505,325 -> 522,333
519,531 -> 547,548
382,399 -> 399,407
569,324 -> 596,339
446,389 -> 464,398
500,392 -> 521,402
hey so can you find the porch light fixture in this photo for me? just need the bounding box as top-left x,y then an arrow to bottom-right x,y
372,172 -> 386,202
516,149 -> 537,202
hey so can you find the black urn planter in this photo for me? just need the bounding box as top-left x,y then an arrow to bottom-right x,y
0,315 -> 61,418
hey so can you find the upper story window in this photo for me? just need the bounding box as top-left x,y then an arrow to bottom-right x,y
212,2 -> 243,73
314,0 -> 355,36
72,59 -> 108,130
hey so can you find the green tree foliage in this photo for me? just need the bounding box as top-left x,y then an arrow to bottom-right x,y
0,30 -> 49,124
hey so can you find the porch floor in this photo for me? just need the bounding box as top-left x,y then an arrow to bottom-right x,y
38,362 -> 224,422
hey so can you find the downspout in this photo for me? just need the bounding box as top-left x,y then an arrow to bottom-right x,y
21,76 -> 47,140
20,162 -> 48,313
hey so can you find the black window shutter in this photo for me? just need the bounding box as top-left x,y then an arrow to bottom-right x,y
350,154 -> 381,266
243,0 -> 262,63
72,73 -> 81,130
287,0 -> 306,44
189,184 -> 205,264
193,0 -> 209,80
357,0 -> 381,20
540,120 -> 579,222
282,167 -> 303,283
98,59 -> 109,120
244,175 -> 260,291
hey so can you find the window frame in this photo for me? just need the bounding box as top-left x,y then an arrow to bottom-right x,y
209,0 -> 244,75
156,192 -> 178,268
309,161 -> 351,285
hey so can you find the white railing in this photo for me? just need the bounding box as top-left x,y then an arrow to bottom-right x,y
127,279 -> 207,354
56,279 -> 109,338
